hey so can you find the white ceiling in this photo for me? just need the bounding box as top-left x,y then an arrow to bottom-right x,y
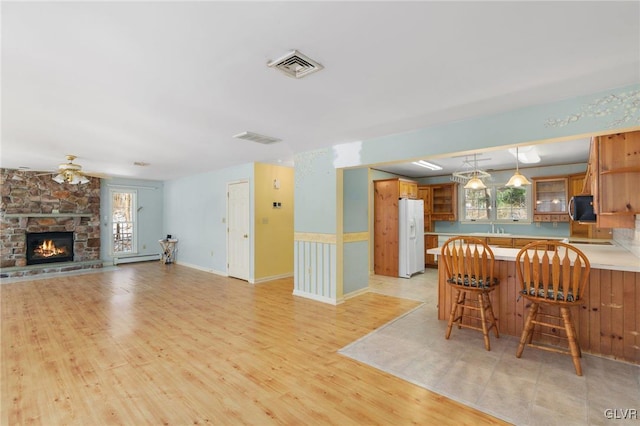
2,1 -> 639,181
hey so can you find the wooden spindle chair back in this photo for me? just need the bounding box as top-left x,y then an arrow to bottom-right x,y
441,236 -> 499,350
442,237 -> 495,289
516,241 -> 590,305
515,241 -> 591,375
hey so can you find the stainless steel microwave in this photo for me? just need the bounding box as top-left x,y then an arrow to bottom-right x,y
568,195 -> 596,223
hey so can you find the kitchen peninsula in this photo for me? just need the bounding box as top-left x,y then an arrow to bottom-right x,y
427,239 -> 640,364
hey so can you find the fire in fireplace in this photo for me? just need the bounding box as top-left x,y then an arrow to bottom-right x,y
26,232 -> 74,265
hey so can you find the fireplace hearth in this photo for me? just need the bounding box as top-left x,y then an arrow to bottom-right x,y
26,232 -> 74,265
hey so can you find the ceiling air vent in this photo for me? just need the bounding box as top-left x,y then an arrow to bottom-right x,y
267,50 -> 323,79
233,131 -> 281,145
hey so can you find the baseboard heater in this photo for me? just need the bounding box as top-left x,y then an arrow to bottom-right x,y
113,253 -> 161,265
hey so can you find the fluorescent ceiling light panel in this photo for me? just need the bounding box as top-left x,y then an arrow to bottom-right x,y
412,160 -> 443,170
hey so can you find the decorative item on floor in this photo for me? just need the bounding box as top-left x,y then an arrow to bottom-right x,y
159,237 -> 178,264
440,236 -> 500,350
515,241 -> 591,375
505,146 -> 532,187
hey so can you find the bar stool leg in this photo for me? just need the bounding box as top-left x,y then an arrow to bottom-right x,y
478,293 -> 490,351
484,292 -> 499,338
517,302 -> 539,358
446,289 -> 462,339
561,307 -> 583,376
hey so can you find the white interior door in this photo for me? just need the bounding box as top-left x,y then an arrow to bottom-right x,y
227,181 -> 250,280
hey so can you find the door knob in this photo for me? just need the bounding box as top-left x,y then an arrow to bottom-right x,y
244,234 -> 248,238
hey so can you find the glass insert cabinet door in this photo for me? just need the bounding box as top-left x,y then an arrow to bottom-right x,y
533,177 -> 568,214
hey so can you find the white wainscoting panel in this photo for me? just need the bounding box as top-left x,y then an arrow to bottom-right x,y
293,240 -> 337,303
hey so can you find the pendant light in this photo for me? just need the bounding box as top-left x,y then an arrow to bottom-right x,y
506,146 -> 532,187
463,154 -> 487,190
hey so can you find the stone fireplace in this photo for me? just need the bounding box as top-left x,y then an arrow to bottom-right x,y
1,169 -> 102,278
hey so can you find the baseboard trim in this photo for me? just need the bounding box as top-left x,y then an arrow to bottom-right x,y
251,272 -> 293,284
175,261 -> 228,277
343,286 -> 370,300
292,289 -> 344,305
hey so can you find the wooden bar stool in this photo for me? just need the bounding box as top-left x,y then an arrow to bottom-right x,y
515,241 -> 591,375
441,236 -> 500,351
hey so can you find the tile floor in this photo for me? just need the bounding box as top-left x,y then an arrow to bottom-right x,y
339,270 -> 640,425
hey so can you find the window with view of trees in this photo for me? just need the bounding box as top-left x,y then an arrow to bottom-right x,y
463,185 -> 529,222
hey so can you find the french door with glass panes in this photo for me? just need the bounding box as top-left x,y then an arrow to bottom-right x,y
111,189 -> 137,255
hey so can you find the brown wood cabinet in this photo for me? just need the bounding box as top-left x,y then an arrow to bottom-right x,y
486,236 -> 514,248
417,185 -> 432,214
418,182 -> 456,267
430,183 -> 457,221
399,179 -> 418,199
532,176 -> 569,223
591,131 -> 640,229
417,185 -> 436,267
373,178 -> 418,276
424,235 -> 439,267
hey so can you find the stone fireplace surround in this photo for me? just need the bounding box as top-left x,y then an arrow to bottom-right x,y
1,168 -> 102,278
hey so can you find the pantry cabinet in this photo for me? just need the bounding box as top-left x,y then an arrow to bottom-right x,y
373,178 -> 418,276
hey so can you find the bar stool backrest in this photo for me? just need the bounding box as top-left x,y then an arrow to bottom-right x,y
515,241 -> 590,304
441,236 -> 497,289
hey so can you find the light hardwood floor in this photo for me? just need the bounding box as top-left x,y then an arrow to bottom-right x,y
1,263 -> 506,425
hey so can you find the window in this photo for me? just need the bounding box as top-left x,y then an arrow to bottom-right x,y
111,189 -> 137,255
463,184 -> 529,222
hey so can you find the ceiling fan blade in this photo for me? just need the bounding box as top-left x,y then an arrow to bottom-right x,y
83,171 -> 111,179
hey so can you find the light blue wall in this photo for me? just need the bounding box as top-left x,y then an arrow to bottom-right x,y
294,148 -> 337,233
163,163 -> 254,276
342,168 -> 370,295
100,178 -> 164,263
343,168 -> 369,233
343,241 -> 369,295
337,84 -> 640,170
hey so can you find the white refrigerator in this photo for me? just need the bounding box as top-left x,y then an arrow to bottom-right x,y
398,198 -> 425,278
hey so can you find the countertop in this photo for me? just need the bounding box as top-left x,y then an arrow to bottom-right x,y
427,242 -> 640,273
424,232 -> 566,240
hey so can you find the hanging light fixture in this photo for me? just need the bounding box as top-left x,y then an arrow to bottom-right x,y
463,154 -> 487,190
506,146 -> 532,187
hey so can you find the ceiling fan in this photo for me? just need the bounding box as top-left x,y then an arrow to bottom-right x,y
41,155 -> 107,184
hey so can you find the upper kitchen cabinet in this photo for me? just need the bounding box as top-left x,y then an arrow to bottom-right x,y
430,183 -> 457,222
591,131 -> 640,228
532,176 -> 569,223
417,185 -> 432,215
399,178 -> 419,199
